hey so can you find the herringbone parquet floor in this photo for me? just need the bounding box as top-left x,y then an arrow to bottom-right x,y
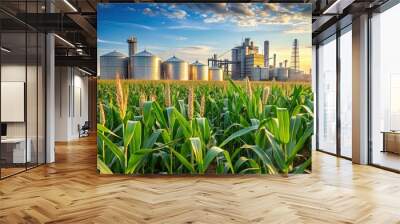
1,135 -> 400,224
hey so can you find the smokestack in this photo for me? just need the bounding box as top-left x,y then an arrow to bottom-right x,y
127,36 -> 137,57
245,38 -> 250,46
127,36 -> 137,79
264,40 -> 269,68
291,38 -> 299,72
213,53 -> 218,67
273,54 -> 276,68
284,60 -> 288,68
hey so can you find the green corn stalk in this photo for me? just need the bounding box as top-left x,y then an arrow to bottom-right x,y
97,79 -> 313,175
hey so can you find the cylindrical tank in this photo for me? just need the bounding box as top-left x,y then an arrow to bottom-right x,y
269,68 -> 277,81
252,67 -> 269,81
276,68 -> 289,81
209,67 -> 223,81
100,51 -> 128,79
190,61 -> 208,81
163,56 -> 189,80
132,50 -> 161,80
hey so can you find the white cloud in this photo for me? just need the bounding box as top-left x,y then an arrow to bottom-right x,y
204,15 -> 225,23
142,5 -> 188,20
166,25 -> 209,30
143,8 -> 155,16
156,45 -> 214,64
179,45 -> 213,53
145,45 -> 167,51
185,3 -> 310,28
162,35 -> 188,41
284,25 -> 311,34
103,21 -> 155,31
98,39 -> 126,45
167,9 -> 187,19
236,18 -> 257,27
127,7 -> 136,12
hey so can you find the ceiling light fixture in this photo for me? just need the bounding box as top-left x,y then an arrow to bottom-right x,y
323,0 -> 342,14
323,0 -> 354,15
63,0 -> 78,12
54,34 -> 75,48
1,47 -> 11,53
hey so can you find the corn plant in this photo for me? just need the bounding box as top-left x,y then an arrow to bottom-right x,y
97,79 -> 313,175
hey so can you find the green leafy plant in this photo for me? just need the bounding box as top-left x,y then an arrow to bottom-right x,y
97,79 -> 313,175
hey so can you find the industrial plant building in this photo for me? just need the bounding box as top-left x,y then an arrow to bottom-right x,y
229,37 -> 307,81
100,36 -> 308,82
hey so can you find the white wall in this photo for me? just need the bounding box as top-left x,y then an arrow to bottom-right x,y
339,30 -> 353,158
71,72 -> 89,138
54,67 -> 89,141
55,66 -> 69,141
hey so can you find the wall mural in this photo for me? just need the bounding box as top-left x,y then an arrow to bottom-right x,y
97,3 -> 313,175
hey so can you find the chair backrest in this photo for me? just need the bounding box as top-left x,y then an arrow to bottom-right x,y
82,121 -> 90,129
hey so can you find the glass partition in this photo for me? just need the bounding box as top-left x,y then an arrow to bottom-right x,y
38,32 -> 45,165
0,1 -> 46,179
27,31 -> 38,169
339,28 -> 352,158
0,31 -> 28,177
370,3 -> 400,171
317,36 -> 337,154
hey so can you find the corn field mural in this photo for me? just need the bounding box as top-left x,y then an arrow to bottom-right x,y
97,78 -> 314,175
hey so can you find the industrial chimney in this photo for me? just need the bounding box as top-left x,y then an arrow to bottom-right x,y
264,40 -> 269,68
127,36 -> 137,78
291,38 -> 299,72
213,53 -> 218,67
245,38 -> 250,46
273,53 -> 276,69
284,60 -> 288,68
127,36 -> 137,58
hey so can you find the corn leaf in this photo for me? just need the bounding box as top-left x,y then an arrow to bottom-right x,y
219,125 -> 258,147
97,157 -> 113,174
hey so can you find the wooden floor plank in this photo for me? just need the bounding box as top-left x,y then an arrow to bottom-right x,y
0,135 -> 400,223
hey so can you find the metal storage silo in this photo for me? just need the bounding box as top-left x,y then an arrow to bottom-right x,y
190,61 -> 208,81
163,56 -> 189,80
231,47 -> 240,79
269,68 -> 278,81
132,50 -> 161,80
100,51 -> 128,79
251,67 -> 269,81
276,68 -> 289,81
209,67 -> 223,81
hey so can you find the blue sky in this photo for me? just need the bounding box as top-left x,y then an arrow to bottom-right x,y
98,3 -> 312,72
